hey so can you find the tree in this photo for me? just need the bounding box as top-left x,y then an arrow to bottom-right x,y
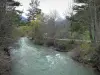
0,0 -> 20,48
74,0 -> 100,44
28,0 -> 41,21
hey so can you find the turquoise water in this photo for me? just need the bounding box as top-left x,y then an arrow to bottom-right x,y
11,37 -> 99,75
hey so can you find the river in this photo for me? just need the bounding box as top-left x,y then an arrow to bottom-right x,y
11,37 -> 99,75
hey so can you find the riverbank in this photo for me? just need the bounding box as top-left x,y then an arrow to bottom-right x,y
31,38 -> 100,73
69,45 -> 100,73
0,49 -> 11,75
31,38 -> 77,52
0,37 -> 20,75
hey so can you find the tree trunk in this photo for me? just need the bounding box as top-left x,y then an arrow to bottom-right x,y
88,0 -> 95,43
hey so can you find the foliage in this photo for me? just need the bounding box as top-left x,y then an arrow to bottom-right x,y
18,26 -> 33,36
28,0 -> 41,21
69,0 -> 100,70
0,0 -> 21,48
69,3 -> 90,40
55,40 -> 76,51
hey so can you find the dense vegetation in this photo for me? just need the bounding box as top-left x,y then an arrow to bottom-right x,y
70,0 -> 100,71
0,0 -> 21,50
1,0 -> 100,74
0,0 -> 21,75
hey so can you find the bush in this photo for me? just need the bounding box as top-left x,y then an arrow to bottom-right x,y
34,39 -> 44,45
68,40 -> 75,44
55,40 -> 76,52
45,39 -> 55,47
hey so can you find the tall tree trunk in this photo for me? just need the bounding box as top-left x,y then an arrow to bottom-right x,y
94,5 -> 97,43
88,0 -> 95,43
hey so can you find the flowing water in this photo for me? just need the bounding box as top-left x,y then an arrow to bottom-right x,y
11,37 -> 99,75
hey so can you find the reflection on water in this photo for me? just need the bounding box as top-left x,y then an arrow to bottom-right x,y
11,37 -> 99,75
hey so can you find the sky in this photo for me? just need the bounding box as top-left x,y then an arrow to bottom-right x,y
15,0 -> 74,18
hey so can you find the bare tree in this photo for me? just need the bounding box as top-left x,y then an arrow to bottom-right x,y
47,10 -> 59,45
